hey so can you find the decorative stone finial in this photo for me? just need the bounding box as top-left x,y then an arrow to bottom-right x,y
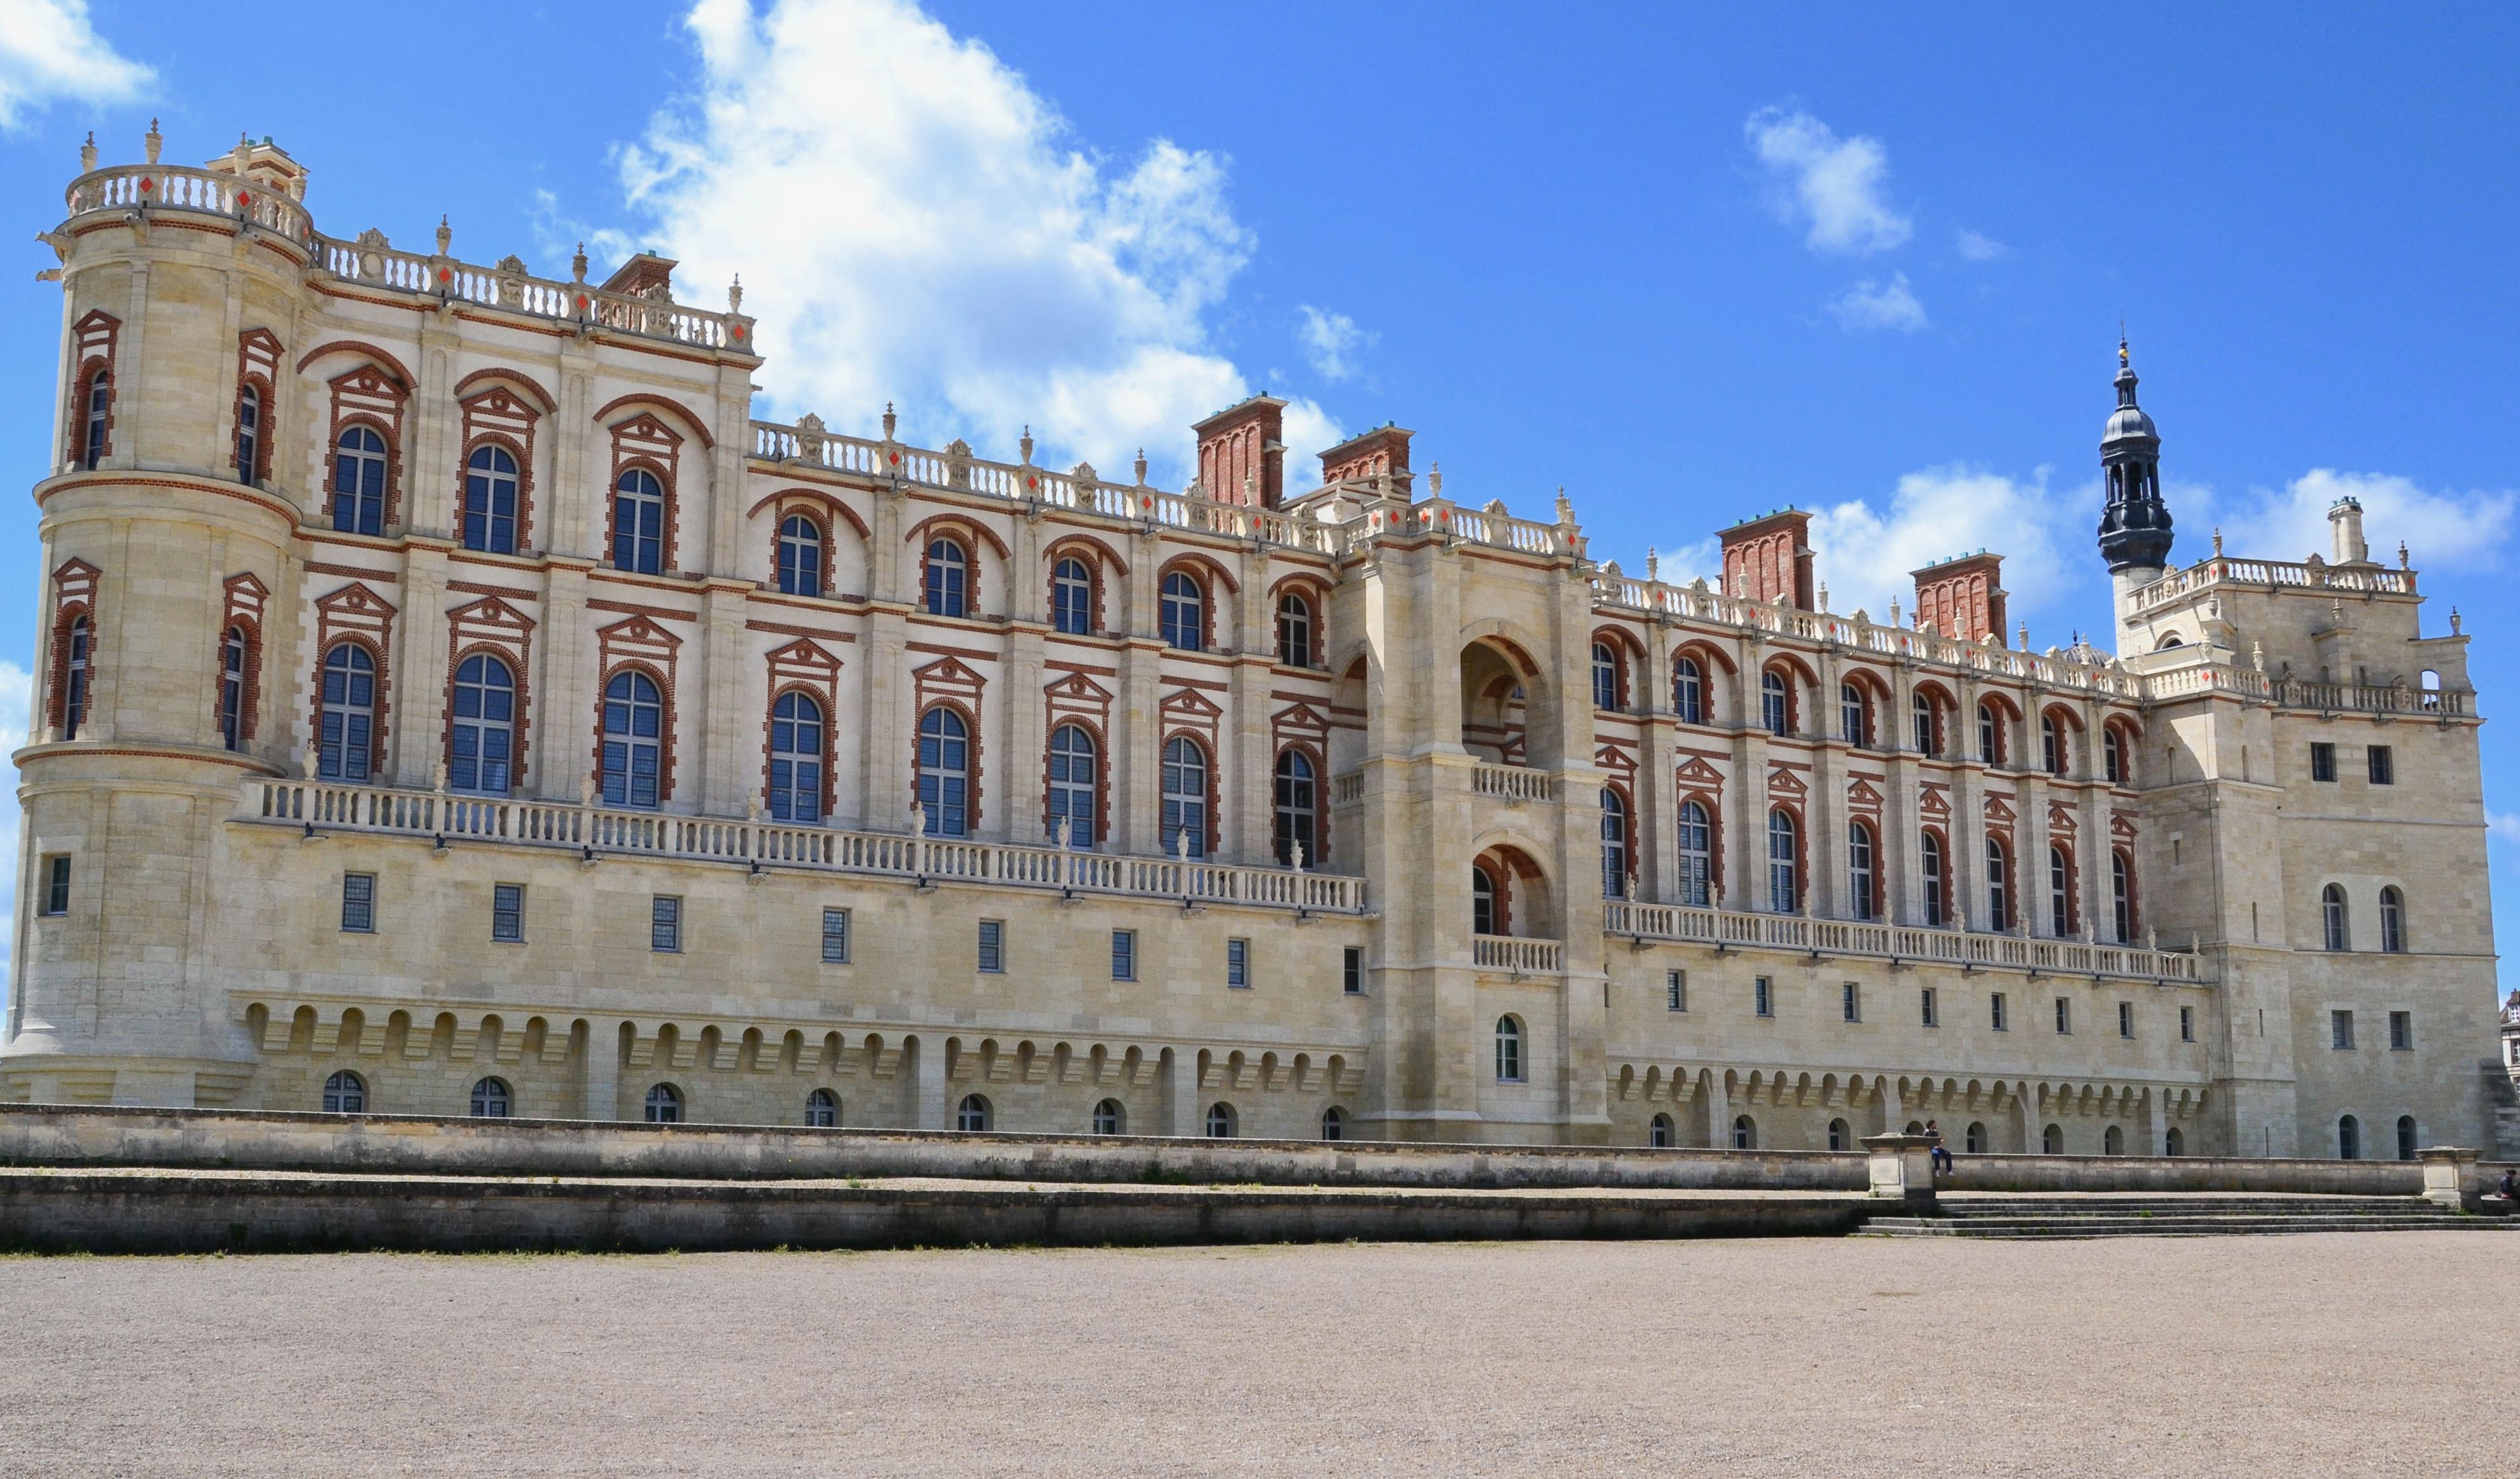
1888,597 -> 1902,627
728,275 -> 742,312
302,740 -> 318,779
1646,547 -> 1659,581
1174,828 -> 1191,862
1054,815 -> 1070,850
1555,487 -> 1575,524
883,402 -> 898,441
144,118 -> 161,165
1020,426 -> 1034,465
1816,581 -> 1828,611
2451,606 -> 2463,635
2212,527 -> 2224,557
436,214 -> 452,256
2251,640 -> 2265,672
1134,448 -> 1148,485
2018,621 -> 2029,650
747,793 -> 763,824
432,760 -> 448,793
79,132 -> 95,173
571,242 -> 588,283
1428,462 -> 1442,498
910,798 -> 925,834
2398,540 -> 2410,571
579,773 -> 597,807
1291,840 -> 1306,872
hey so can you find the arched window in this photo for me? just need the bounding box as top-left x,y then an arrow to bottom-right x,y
1767,809 -> 1799,914
2156,632 -> 2183,650
235,384 -> 260,485
463,444 -> 520,554
1677,800 -> 1713,908
601,670 -> 664,809
81,368 -> 110,470
2041,713 -> 2066,775
1092,1098 -> 1124,1135
1827,1118 -> 1849,1151
317,642 -> 376,781
1906,1120 -> 1926,1136
1966,1122 -> 1987,1154
2396,1115 -> 2418,1161
1841,683 -> 1866,746
1600,789 -> 1629,900
58,611 -> 92,742
1160,736 -> 1208,858
1592,642 -> 1620,712
1047,723 -> 1099,849
322,1069 -> 366,1114
1912,692 -> 1937,756
1673,656 -> 1704,725
449,654 -> 516,795
2420,669 -> 2444,712
1984,837 -> 2011,930
2379,886 -> 2405,953
2164,1127 -> 2185,1156
1277,592 -> 1314,667
1159,570 -> 1205,651
1051,557 -> 1093,635
1921,831 -> 1947,927
1760,670 -> 1790,737
644,1083 -> 682,1123
1494,1017 -> 1524,1082
2111,851 -> 2136,943
613,468 -> 665,573
1274,749 -> 1317,867
2322,884 -> 2349,951
957,1094 -> 991,1132
776,514 -> 823,595
806,1088 -> 839,1127
923,538 -> 968,617
1320,1106 -> 1345,1141
1846,821 -> 1877,922
2337,1114 -> 2362,1160
470,1076 -> 512,1118
2103,725 -> 2127,784
768,691 -> 825,824
1204,1101 -> 1236,1138
2049,845 -> 2073,936
917,707 -> 970,836
2103,1124 -> 2125,1155
219,624 -> 249,752
1472,866 -> 1500,936
1732,1114 -> 1757,1150
1979,701 -> 2001,765
2042,1123 -> 2064,1155
333,424 -> 389,536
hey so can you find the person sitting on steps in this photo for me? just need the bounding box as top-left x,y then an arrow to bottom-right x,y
1924,1118 -> 1953,1175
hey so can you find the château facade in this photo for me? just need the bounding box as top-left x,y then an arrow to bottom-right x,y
6,130 -> 2503,1158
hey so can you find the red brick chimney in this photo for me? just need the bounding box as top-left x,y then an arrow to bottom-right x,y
1318,424 -> 1414,496
1911,552 -> 2007,641
1718,509 -> 1816,609
1192,396 -> 1286,508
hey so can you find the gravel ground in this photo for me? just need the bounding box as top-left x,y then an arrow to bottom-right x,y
0,1232 -> 2507,1478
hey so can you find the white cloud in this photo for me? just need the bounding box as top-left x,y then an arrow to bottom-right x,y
2489,812 -> 2520,846
1954,228 -> 2008,261
1297,305 -> 1374,382
1828,274 -> 1927,333
607,0 -> 1336,485
0,0 -> 151,130
2200,469 -> 2517,573
1745,106 -> 1911,256
1804,466 -> 2082,626
0,660 -> 28,976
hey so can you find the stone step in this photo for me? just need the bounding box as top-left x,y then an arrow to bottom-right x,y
1860,1210 -> 2507,1239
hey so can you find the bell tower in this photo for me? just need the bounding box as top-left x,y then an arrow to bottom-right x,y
2098,339 -> 2176,631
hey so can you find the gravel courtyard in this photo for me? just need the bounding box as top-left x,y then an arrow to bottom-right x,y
1,1231 -> 2506,1477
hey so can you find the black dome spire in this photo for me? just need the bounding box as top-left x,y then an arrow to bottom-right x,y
2097,338 -> 2174,573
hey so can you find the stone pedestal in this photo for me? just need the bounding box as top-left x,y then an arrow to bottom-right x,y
2418,1146 -> 2478,1212
1861,1132 -> 1939,1209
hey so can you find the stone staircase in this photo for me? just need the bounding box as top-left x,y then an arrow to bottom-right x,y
1862,1194 -> 2511,1239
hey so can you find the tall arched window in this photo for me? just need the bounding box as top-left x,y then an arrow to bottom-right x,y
776,515 -> 823,595
1732,1114 -> 1757,1150
1841,683 -> 1866,746
613,467 -> 665,573
60,613 -> 90,741
1277,592 -> 1314,667
1767,809 -> 1799,914
807,1088 -> 839,1127
317,642 -> 376,781
1921,831 -> 1947,927
322,1069 -> 366,1114
1160,736 -> 1208,858
1912,692 -> 1937,756
917,707 -> 970,836
2396,1115 -> 2418,1161
2322,883 -> 2349,951
470,1077 -> 512,1118
1650,1113 -> 1674,1148
924,538 -> 968,617
1978,701 -> 2000,765
2103,1125 -> 2125,1155
332,425 -> 389,536
767,691 -> 825,824
2379,886 -> 2406,953
1052,557 -> 1093,635
1047,723 -> 1098,849
1828,1118 -> 1849,1151
81,368 -> 110,470
1320,1106 -> 1345,1141
2112,850 -> 2136,943
1494,1017 -> 1524,1082
1985,837 -> 2011,930
1967,1122 -> 1988,1154
644,1083 -> 683,1123
463,444 -> 520,554
957,1094 -> 991,1132
2041,1123 -> 2064,1154
1092,1098 -> 1124,1135
2338,1114 -> 2362,1160
1846,821 -> 1876,922
1274,749 -> 1317,867
1760,670 -> 1790,736
2040,712 -> 2066,775
1677,800 -> 1713,908
1600,788 -> 1629,899
2103,725 -> 2127,784
1205,1102 -> 1237,1138
449,654 -> 516,795
1673,656 -> 1704,725
1592,642 -> 1620,712
235,384 -> 260,485
600,669 -> 664,809
1159,570 -> 1205,650
2049,845 -> 2073,936
2165,1127 -> 2185,1156
1472,866 -> 1500,935
219,624 -> 249,752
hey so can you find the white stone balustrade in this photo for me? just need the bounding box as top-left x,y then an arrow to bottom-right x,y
1603,900 -> 2202,982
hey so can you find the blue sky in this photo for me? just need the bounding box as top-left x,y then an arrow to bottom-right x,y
3,0 -> 2517,991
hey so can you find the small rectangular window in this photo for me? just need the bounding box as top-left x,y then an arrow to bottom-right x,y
1842,981 -> 1861,1023
978,919 -> 1005,973
651,895 -> 682,954
1342,947 -> 1363,996
1666,969 -> 1687,1013
2331,1009 -> 2355,1050
2118,1001 -> 2134,1039
1111,929 -> 1136,982
2389,1010 -> 2412,1051
2054,996 -> 2071,1035
1754,976 -> 1774,1018
340,872 -> 376,933
1227,937 -> 1250,989
491,883 -> 524,943
1920,987 -> 1938,1028
39,854 -> 69,915
2367,745 -> 2394,785
2179,1004 -> 2194,1043
2309,742 -> 2337,782
1991,991 -> 2008,1032
821,907 -> 851,964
